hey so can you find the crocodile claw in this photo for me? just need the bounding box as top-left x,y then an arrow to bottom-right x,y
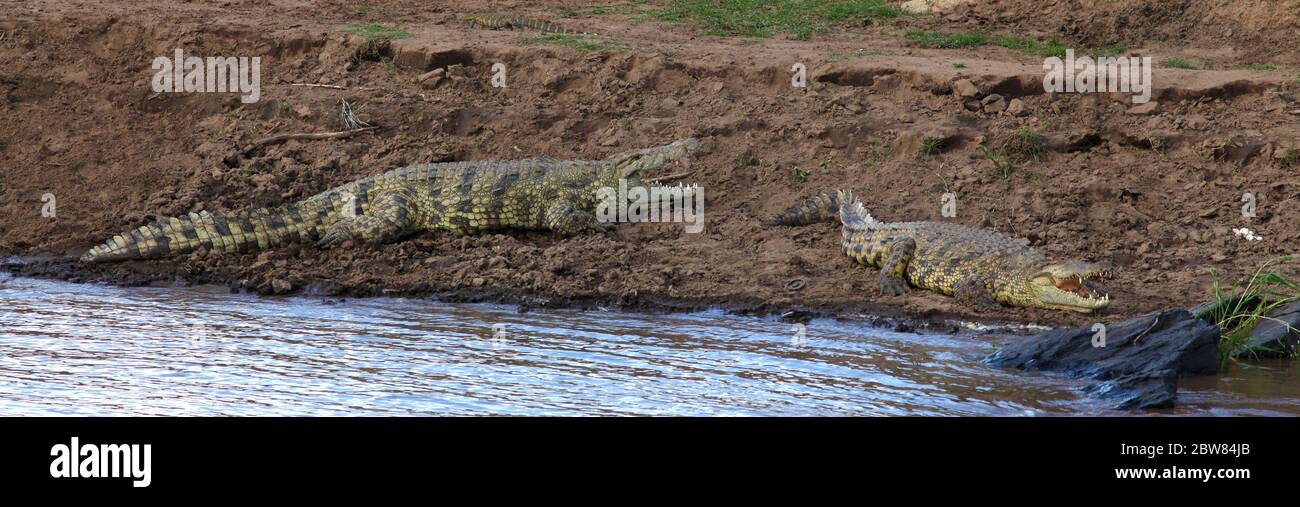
880,276 -> 909,297
316,229 -> 354,249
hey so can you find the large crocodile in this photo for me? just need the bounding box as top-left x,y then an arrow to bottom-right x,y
763,190 -> 1112,312
81,139 -> 698,263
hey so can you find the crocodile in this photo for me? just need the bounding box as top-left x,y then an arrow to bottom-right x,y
463,15 -> 596,36
763,190 -> 1112,313
81,139 -> 698,263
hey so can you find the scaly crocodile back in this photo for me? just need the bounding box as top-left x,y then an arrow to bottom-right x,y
83,140 -> 697,263
463,15 -> 594,36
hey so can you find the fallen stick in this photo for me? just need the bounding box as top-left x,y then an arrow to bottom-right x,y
290,83 -> 347,90
245,127 -> 379,153
288,83 -> 377,91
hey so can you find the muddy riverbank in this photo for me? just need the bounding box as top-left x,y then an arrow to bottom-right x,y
2,1 -> 1299,328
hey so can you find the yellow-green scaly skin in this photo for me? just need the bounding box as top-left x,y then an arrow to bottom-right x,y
763,190 -> 1111,312
463,15 -> 593,36
81,139 -> 698,262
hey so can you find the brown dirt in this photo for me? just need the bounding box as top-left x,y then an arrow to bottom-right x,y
2,0 -> 1299,328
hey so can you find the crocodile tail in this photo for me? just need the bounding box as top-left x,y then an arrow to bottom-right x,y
507,17 -> 557,33
465,15 -> 584,35
80,206 -> 330,263
761,190 -> 842,226
836,189 -> 879,231
464,15 -> 506,29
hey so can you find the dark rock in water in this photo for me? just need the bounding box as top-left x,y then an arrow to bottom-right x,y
1242,301 -> 1300,357
985,309 -> 1219,410
778,310 -> 814,324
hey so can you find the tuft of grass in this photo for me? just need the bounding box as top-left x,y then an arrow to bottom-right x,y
1199,258 -> 1300,369
733,150 -> 761,168
1090,42 -> 1126,58
918,136 -> 945,156
1245,63 -> 1277,72
991,35 -> 1068,58
348,38 -> 392,63
653,0 -> 905,39
863,141 -> 890,167
344,22 -> 412,42
1162,57 -> 1195,69
521,33 -> 623,52
978,144 -> 1013,178
952,62 -> 966,69
1008,127 -> 1047,162
906,30 -> 988,49
1281,148 -> 1298,167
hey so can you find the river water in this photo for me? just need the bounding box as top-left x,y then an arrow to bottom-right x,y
1,275 -> 1296,416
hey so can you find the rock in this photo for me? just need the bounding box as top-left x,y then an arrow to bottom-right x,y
418,68 -> 445,88
270,278 -> 293,294
982,93 -> 1006,113
985,309 -> 1219,409
962,99 -> 982,112
1006,98 -> 1028,116
1242,301 -> 1300,356
1127,101 -> 1160,115
953,78 -> 979,98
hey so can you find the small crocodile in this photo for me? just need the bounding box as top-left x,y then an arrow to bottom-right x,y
763,190 -> 1112,312
81,139 -> 698,263
463,15 -> 596,36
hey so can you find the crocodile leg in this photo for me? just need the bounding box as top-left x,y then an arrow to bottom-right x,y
878,237 -> 916,296
544,201 -> 609,236
954,276 -> 999,309
318,189 -> 418,248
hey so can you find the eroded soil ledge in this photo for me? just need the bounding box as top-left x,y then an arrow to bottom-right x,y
2,1 -> 1299,329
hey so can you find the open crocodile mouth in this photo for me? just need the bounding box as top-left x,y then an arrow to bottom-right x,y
1050,274 -> 1110,303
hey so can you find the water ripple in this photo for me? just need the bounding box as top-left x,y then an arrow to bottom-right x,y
2,276 -> 1293,415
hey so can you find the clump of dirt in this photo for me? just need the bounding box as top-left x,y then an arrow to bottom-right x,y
2,1 -> 1299,328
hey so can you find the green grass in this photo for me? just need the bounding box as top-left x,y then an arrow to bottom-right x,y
917,33 -> 1113,59
733,150 -> 761,168
862,141 -> 890,167
1245,63 -> 1277,72
521,34 -> 623,52
978,144 -> 1013,178
344,22 -> 412,42
1008,127 -> 1046,162
559,1 -> 650,17
918,136 -> 945,156
905,30 -> 988,49
1161,57 -> 1195,69
990,35 -> 1069,58
1281,148 -> 1298,167
952,62 -> 966,69
1198,258 -> 1300,369
1090,42 -> 1126,58
653,0 -> 905,39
